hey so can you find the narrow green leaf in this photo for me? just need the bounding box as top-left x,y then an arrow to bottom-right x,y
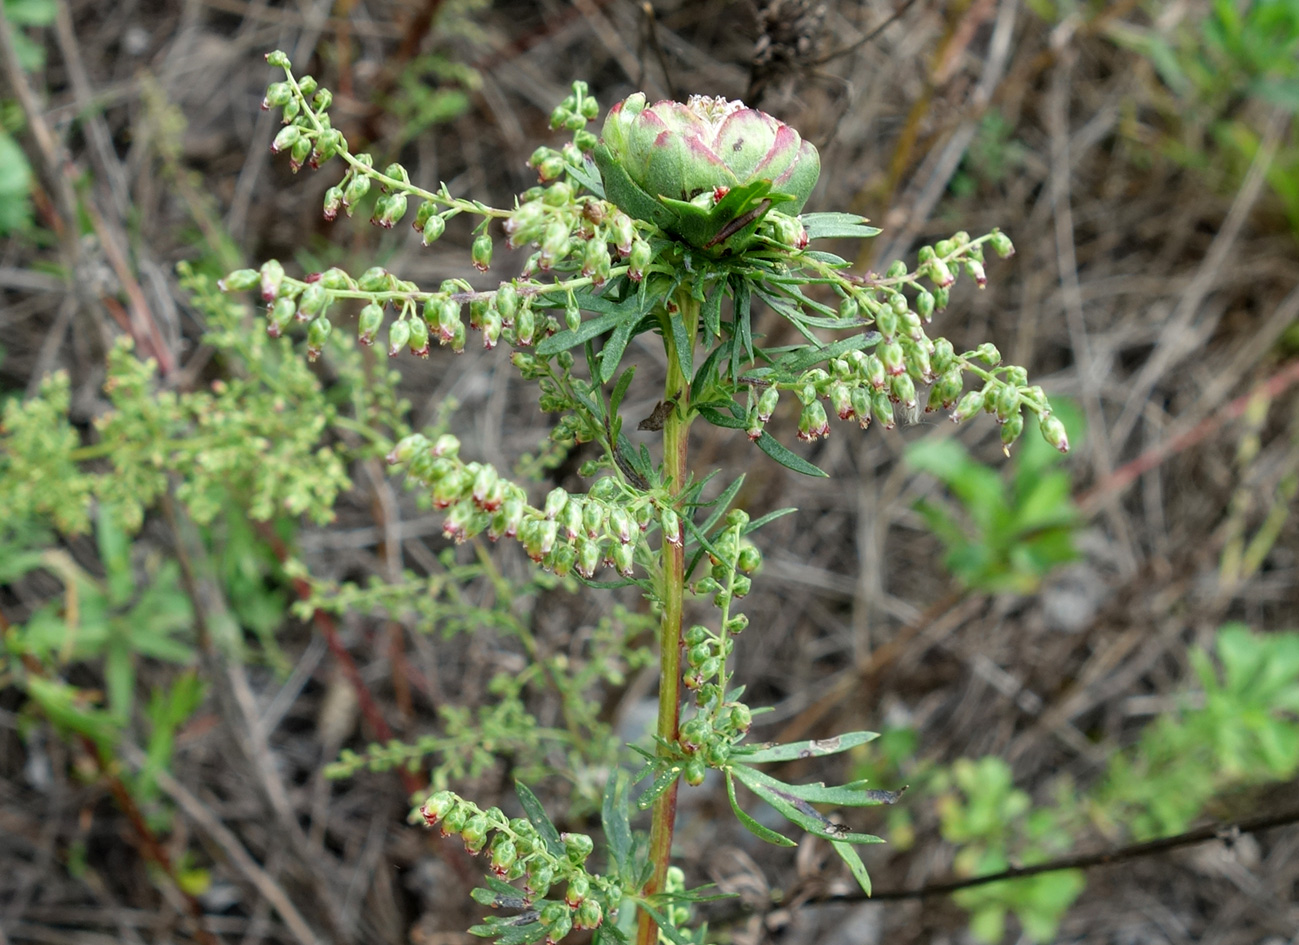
800,212 -> 883,241
726,770 -> 797,847
771,778 -> 903,807
738,730 -> 878,763
602,769 -> 632,876
637,764 -> 682,810
830,839 -> 873,896
514,781 -> 564,856
633,902 -> 691,945
609,367 -> 636,417
753,431 -> 827,478
703,278 -> 724,338
669,308 -> 693,383
536,311 -> 623,355
696,404 -> 746,430
599,313 -> 642,384
567,154 -> 606,198
733,765 -> 882,845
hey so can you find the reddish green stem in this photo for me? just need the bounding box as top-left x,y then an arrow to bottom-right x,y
635,287 -> 698,945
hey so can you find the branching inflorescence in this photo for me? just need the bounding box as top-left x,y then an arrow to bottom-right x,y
226,51 -> 1066,945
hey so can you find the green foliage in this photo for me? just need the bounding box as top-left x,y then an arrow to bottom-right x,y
1107,0 -> 1299,233
907,400 -> 1085,592
892,624 -> 1299,942
2,0 -> 56,71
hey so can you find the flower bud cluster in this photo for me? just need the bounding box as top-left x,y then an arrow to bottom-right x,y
503,176 -> 651,285
948,365 -> 1064,454
420,791 -> 611,944
262,63 -> 343,173
387,434 -> 652,579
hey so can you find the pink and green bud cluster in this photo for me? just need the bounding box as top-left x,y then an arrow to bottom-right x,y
419,791 -> 610,944
594,92 -> 820,239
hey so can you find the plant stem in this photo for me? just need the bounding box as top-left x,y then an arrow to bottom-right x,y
636,286 -> 699,945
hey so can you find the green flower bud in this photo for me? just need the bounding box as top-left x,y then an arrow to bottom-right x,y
890,373 -> 917,408
1001,411 -> 1024,450
574,898 -> 603,930
375,192 -> 407,228
990,230 -> 1015,258
797,401 -> 829,441
262,81 -> 292,108
839,294 -> 859,321
460,813 -> 489,854
872,390 -> 895,429
612,540 -> 635,576
319,267 -> 351,290
295,283 -> 328,321
342,173 -> 371,209
357,266 -> 389,292
387,319 -> 410,357
472,233 -> 493,271
258,259 -> 285,302
527,863 -> 556,899
266,296 -> 296,338
756,385 -> 780,422
879,341 -> 905,376
1039,413 -> 1070,452
539,220 -> 571,268
322,185 -> 343,220
729,703 -> 752,733
289,134 -> 312,171
628,238 -> 652,281
994,384 -> 1021,422
305,316 -> 332,360
407,315 -> 430,356
488,836 -> 517,877
564,874 -> 590,907
736,543 -> 762,573
219,268 -> 260,292
357,302 -> 384,345
420,791 -> 457,827
270,124 -> 301,154
684,625 -> 709,647
660,507 -> 681,546
684,756 -> 707,786
562,832 -> 594,865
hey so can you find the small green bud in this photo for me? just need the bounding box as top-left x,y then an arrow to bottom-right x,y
994,384 -> 1021,422
357,302 -> 384,345
267,296 -> 296,337
488,836 -> 516,877
357,266 -> 389,292
564,874 -> 590,907
258,259 -> 285,302
342,173 -> 370,209
296,74 -> 318,96
974,342 -> 1001,366
872,390 -> 895,429
797,401 -> 829,441
387,319 -> 411,357
263,82 -> 292,108
879,341 -> 905,376
322,185 -> 343,220
660,507 -> 681,546
407,315 -> 430,357
839,294 -> 859,321
460,813 -> 489,854
472,233 -> 493,271
527,863 -> 556,899
219,268 -> 260,292
1039,413 -> 1070,452
270,124 -> 301,154
628,238 -> 652,281
850,385 -> 872,427
890,373 -> 917,408
305,316 -> 332,360
684,756 -> 707,787
729,704 -> 752,733
990,230 -> 1015,258
1001,411 -> 1024,450
736,542 -> 762,573
312,88 -> 332,111
757,385 -> 780,422
950,389 -> 976,423
419,791 -> 457,827
562,832 -> 594,865
684,625 -> 709,647
289,134 -> 312,171
574,898 -> 603,930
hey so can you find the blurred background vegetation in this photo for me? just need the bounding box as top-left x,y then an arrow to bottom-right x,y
2,1 -> 1298,944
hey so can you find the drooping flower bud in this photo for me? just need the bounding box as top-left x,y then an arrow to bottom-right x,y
1039,413 -> 1070,452
357,302 -> 384,346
